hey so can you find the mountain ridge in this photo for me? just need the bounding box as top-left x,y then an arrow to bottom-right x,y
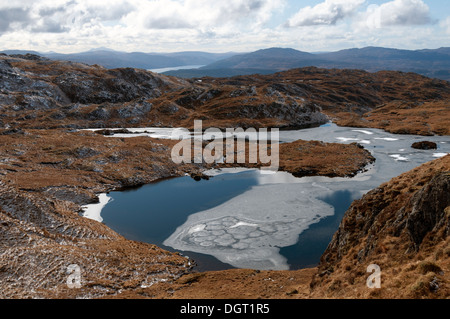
3,46 -> 450,80
201,47 -> 320,70
0,49 -> 238,70
168,46 -> 450,81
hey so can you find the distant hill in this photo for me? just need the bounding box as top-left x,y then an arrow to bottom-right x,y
45,50 -> 182,69
165,47 -> 450,81
43,50 -> 237,70
3,46 -> 449,81
201,48 -> 322,70
161,68 -> 277,78
1,50 -> 42,56
318,47 -> 450,79
1,49 -> 237,70
162,51 -> 239,66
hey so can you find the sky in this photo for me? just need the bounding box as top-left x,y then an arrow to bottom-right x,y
0,0 -> 449,53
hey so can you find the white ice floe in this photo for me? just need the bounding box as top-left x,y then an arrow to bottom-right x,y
433,153 -> 449,158
188,224 -> 207,234
336,137 -> 359,142
389,154 -> 409,161
352,130 -> 374,135
81,193 -> 111,223
375,137 -> 399,141
229,221 -> 259,229
83,127 -> 192,140
205,168 -> 372,185
336,137 -> 370,144
204,167 -> 259,177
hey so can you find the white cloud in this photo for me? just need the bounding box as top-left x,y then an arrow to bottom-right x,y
363,0 -> 432,29
440,16 -> 450,34
0,0 -> 135,34
0,7 -> 31,32
123,0 -> 284,32
0,0 -> 285,49
286,0 -> 365,27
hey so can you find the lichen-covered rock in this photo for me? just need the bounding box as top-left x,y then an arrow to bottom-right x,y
116,100 -> 152,119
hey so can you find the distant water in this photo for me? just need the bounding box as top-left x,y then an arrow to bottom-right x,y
149,65 -> 205,73
83,124 -> 450,271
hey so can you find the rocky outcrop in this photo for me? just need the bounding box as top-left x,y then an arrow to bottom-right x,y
412,141 -> 438,150
53,67 -> 172,104
0,55 -> 188,129
406,173 -> 449,249
310,156 -> 450,299
278,140 -> 375,178
336,100 -> 450,136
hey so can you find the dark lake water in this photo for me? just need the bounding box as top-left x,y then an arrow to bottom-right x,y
101,172 -> 259,271
279,190 -> 357,269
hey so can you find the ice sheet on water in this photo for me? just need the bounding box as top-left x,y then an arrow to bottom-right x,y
375,137 -> 399,141
433,153 -> 448,158
81,193 -> 111,223
164,172 -> 338,270
390,154 -> 409,162
352,130 -> 374,135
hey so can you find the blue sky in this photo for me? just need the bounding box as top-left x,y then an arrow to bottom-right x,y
0,0 -> 449,53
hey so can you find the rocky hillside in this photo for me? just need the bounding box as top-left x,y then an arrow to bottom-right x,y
310,155 -> 450,299
254,68 -> 450,135
1,54 -> 449,133
0,54 -> 186,128
0,54 -> 328,130
0,130 -> 200,299
337,99 -> 450,136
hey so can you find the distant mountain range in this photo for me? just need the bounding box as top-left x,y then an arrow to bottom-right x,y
2,46 -> 449,81
0,49 -> 236,70
166,47 -> 450,81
